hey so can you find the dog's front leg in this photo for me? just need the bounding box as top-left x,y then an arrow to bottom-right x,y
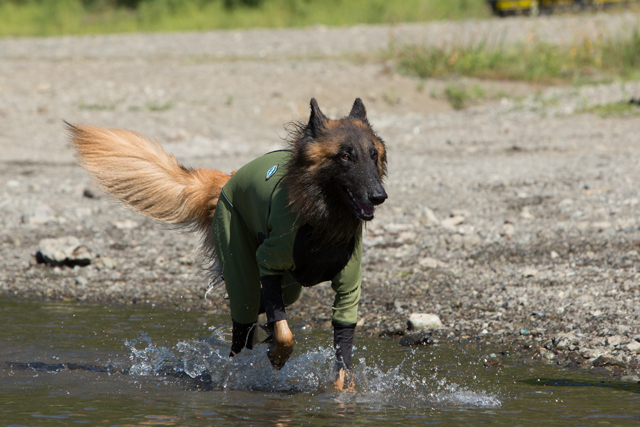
267,319 -> 295,370
333,323 -> 356,391
261,275 -> 295,369
229,321 -> 258,357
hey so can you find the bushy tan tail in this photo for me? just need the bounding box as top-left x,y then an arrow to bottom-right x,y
66,123 -> 231,252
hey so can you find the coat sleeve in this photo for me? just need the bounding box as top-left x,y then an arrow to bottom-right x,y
330,235 -> 363,326
255,186 -> 297,277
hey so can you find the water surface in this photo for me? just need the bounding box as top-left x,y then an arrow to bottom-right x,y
1,297 -> 639,426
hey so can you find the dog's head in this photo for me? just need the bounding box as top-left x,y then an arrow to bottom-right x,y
286,98 -> 388,233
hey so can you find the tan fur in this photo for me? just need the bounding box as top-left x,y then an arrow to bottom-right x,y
373,139 -> 387,177
66,123 -> 231,254
306,138 -> 340,165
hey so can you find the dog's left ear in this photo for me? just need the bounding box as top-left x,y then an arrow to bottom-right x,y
348,98 -> 367,121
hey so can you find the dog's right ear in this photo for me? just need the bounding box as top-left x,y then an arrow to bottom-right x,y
348,98 -> 367,122
306,98 -> 328,138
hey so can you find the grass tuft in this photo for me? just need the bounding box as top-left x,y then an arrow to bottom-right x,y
580,100 -> 640,117
443,84 -> 486,110
145,101 -> 173,111
394,31 -> 640,84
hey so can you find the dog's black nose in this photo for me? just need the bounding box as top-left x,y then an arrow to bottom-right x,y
369,189 -> 388,206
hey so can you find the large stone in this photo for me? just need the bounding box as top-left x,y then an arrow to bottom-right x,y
36,237 -> 92,267
407,313 -> 443,331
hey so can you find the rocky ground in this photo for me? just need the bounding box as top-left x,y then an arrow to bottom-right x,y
1,13 -> 639,380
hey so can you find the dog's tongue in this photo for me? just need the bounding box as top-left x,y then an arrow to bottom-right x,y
357,200 -> 375,216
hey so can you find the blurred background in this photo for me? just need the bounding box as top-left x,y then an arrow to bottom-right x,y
0,0 -> 638,37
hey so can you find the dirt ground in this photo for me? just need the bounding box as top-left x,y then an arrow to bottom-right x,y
1,13 -> 639,380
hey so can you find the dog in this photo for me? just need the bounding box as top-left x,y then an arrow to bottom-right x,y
67,98 -> 387,388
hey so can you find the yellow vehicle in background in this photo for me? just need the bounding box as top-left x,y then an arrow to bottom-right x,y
488,0 -> 635,16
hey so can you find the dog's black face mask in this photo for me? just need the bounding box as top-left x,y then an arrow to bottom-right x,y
332,101 -> 388,221
285,98 -> 388,243
313,98 -> 387,221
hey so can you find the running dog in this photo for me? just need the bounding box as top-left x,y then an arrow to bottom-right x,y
67,98 -> 387,388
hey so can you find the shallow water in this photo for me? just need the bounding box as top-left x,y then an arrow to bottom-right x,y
1,297 -> 639,426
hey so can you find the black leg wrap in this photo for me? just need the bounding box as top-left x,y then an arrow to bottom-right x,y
230,320 -> 256,357
333,322 -> 356,370
260,275 -> 286,323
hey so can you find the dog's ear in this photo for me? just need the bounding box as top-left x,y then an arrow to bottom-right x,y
348,98 -> 367,121
307,98 -> 328,138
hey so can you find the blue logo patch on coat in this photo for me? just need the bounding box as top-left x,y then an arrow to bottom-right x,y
266,164 -> 278,181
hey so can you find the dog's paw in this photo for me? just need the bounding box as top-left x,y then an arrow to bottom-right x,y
266,319 -> 295,370
267,341 -> 294,370
334,369 -> 356,392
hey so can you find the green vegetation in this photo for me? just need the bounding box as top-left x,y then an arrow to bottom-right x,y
580,100 -> 640,117
395,30 -> 640,84
442,83 -> 486,110
78,99 -> 117,110
0,0 -> 492,37
145,101 -> 173,111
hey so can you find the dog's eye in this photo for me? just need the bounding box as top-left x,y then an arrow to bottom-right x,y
371,149 -> 378,161
341,153 -> 351,162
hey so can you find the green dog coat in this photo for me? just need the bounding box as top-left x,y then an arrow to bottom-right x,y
212,150 -> 362,327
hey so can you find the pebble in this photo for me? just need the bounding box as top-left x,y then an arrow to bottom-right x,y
418,257 -> 446,269
441,215 -> 465,230
606,335 -> 625,347
540,349 -> 556,360
393,245 -> 418,259
83,187 -> 99,199
399,331 -> 434,347
593,355 -> 624,367
484,354 -> 502,367
114,220 -> 139,230
521,267 -> 539,278
625,341 -> 640,354
21,206 -> 57,225
581,348 -> 605,360
407,313 -> 443,331
621,375 -> 640,383
94,256 -> 116,270
417,207 -> 440,227
36,236 -> 92,267
501,223 -> 515,237
383,223 -> 412,233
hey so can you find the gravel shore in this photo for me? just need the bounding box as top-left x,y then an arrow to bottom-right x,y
1,13 -> 639,380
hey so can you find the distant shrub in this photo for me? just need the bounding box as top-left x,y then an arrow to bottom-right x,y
223,0 -> 265,7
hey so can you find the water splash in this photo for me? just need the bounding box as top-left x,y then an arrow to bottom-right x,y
126,332 -> 335,393
124,334 -> 501,408
351,359 -> 501,409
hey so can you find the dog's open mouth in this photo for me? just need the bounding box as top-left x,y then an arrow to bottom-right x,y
345,187 -> 375,221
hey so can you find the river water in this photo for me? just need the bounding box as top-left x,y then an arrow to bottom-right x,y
0,297 -> 639,426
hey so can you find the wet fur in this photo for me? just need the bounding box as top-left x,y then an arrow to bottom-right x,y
66,98 -> 387,266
